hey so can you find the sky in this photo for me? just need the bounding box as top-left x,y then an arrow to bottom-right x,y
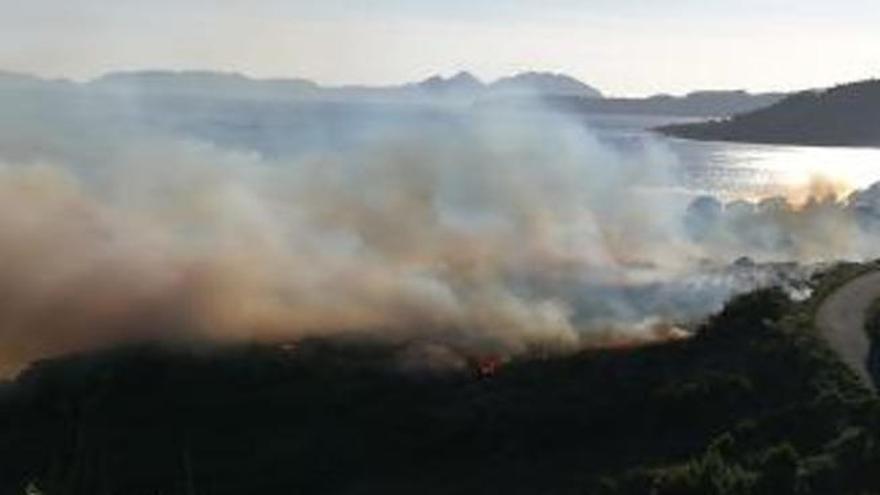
2,0 -> 880,96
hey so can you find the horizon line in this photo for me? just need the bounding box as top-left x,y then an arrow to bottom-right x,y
0,66 -> 839,99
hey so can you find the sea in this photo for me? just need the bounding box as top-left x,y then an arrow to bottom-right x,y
581,113 -> 880,202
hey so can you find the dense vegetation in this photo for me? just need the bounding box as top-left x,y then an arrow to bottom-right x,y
1,284 -> 879,494
658,79 -> 880,146
864,295 -> 880,382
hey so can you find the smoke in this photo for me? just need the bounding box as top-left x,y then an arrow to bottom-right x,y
0,83 -> 876,374
683,176 -> 880,262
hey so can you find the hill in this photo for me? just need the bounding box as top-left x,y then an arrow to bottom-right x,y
1,281 -> 880,494
415,71 -> 485,96
480,90 -> 785,118
93,70 -> 321,100
658,79 -> 880,146
490,71 -> 603,98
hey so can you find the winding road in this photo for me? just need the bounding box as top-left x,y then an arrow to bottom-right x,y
815,270 -> 880,389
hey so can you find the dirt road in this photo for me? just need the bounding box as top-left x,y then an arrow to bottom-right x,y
815,271 -> 880,389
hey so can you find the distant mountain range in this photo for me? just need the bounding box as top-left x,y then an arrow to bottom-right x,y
482,90 -> 786,118
0,68 -> 786,118
659,79 -> 880,146
94,70 -> 322,97
92,70 -> 606,101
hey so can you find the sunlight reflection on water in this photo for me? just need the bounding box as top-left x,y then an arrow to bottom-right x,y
672,140 -> 880,201
582,112 -> 880,202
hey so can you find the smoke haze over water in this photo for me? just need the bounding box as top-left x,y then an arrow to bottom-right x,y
1,84 -> 879,374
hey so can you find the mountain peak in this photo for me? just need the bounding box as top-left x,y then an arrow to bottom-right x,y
449,71 -> 482,85
490,71 -> 603,98
417,71 -> 485,94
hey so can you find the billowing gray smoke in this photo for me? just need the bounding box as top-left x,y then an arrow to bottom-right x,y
0,83 -> 871,374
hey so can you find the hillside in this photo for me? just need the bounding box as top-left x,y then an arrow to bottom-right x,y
2,282 -> 880,494
659,79 -> 880,146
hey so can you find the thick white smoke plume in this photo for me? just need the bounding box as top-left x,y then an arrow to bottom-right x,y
684,178 -> 880,261
0,82 -> 874,374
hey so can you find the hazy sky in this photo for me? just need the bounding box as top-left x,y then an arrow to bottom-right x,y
2,0 -> 880,96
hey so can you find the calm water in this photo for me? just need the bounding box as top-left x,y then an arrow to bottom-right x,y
582,113 -> 880,202
156,100 -> 880,203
